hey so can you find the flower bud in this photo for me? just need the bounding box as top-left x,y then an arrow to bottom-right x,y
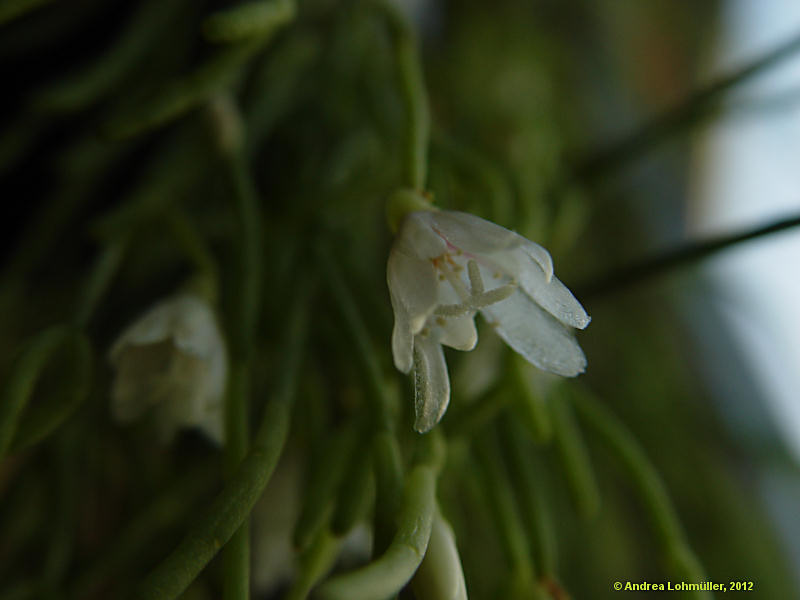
109,294 -> 227,443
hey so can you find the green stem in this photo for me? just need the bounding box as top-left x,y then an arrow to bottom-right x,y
572,389 -> 711,599
331,439 -> 374,537
74,238 -> 128,329
381,0 -> 430,190
224,360 -> 251,600
210,96 -> 264,600
293,424 -> 360,551
203,0 -> 296,44
316,457 -> 439,600
68,467 -> 217,599
217,99 -> 263,361
134,292 -> 308,600
105,40 -> 264,139
34,0 -> 190,112
285,528 -> 340,600
473,431 -> 537,585
579,212 -> 800,299
371,431 -> 405,556
0,326 -> 73,460
500,418 -> 557,578
550,392 -> 601,519
509,355 -> 552,444
316,245 -> 394,430
165,209 -> 220,299
8,332 -> 92,454
573,29 -> 800,180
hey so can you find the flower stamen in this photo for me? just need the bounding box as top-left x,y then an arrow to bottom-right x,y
468,284 -> 516,308
467,260 -> 484,295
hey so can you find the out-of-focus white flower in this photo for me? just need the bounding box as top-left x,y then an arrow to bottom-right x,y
109,294 -> 227,443
387,201 -> 589,433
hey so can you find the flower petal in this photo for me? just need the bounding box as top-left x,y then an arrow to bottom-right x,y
437,314 -> 478,351
387,244 -> 439,334
429,210 -> 554,279
170,295 -> 225,358
391,305 -> 414,373
482,290 -> 586,377
519,270 -> 590,330
490,250 -> 589,329
413,335 -> 451,433
397,211 -> 449,259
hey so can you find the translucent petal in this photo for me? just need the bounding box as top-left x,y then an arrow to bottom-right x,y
397,211 -> 449,259
109,302 -> 175,362
437,314 -> 478,351
387,244 -> 439,334
391,306 -> 414,373
490,250 -> 590,329
170,296 -> 225,358
482,290 -> 587,377
109,295 -> 222,362
429,210 -> 554,279
413,335 -> 451,433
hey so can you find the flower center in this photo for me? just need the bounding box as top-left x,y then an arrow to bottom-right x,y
431,254 -> 516,317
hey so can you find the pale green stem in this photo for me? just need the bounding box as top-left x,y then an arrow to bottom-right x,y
473,431 -> 538,591
293,425 -> 360,551
572,388 -> 711,599
315,246 -> 404,554
551,392 -> 601,519
0,327 -> 73,460
509,355 -> 552,444
285,528 -> 340,600
210,96 -> 265,600
380,0 -> 430,190
224,360 -> 251,600
499,418 -> 557,578
104,39 -> 264,139
74,238 -> 128,329
331,440 -> 374,536
134,292 -> 308,600
371,431 -> 405,556
34,0 -> 190,112
316,245 -> 393,429
8,333 -> 91,454
203,0 -> 296,43
316,455 -> 439,600
68,467 -> 217,599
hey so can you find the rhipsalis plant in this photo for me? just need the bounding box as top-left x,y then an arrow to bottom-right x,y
1,1 -> 798,600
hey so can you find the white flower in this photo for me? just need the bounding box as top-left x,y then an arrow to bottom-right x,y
387,207 -> 590,433
109,294 -> 227,443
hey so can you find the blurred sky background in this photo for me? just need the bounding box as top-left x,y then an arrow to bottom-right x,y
688,0 -> 800,581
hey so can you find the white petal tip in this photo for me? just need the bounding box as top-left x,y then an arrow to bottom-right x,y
413,418 -> 437,434
394,354 -> 413,374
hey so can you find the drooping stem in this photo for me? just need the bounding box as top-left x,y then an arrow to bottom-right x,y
211,94 -> 265,600
381,0 -> 430,191
134,291 -> 308,600
578,212 -> 800,299
73,238 -> 128,329
573,29 -> 800,180
572,388 -> 711,599
315,433 -> 444,600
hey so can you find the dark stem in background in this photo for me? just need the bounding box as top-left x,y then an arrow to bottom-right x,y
571,29 -> 800,181
578,213 -> 800,300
